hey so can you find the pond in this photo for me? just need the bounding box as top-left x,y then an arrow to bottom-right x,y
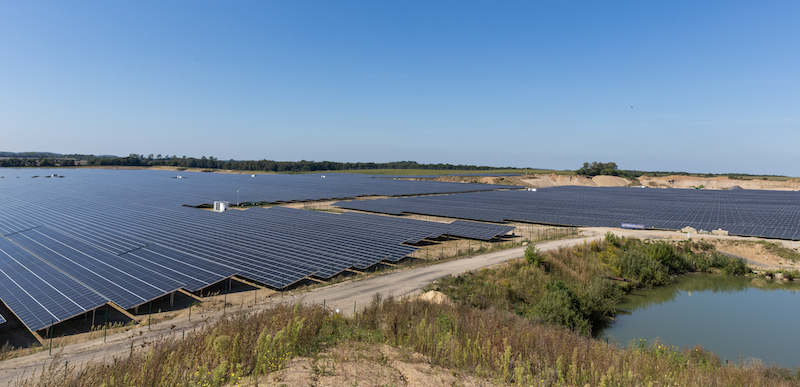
598,273 -> 800,368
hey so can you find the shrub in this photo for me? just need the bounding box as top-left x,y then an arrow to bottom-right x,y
605,232 -> 623,248
531,280 -> 592,335
618,250 -> 670,287
524,244 -> 546,267
722,256 -> 748,275
645,241 -> 689,274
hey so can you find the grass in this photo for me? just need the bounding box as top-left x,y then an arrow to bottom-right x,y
757,241 -> 800,263
21,296 -> 800,386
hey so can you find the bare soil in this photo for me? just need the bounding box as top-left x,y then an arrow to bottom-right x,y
519,174 -> 632,188
260,342 -> 497,387
638,175 -> 800,191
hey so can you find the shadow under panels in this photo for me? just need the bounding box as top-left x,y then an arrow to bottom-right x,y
0,237 -> 107,332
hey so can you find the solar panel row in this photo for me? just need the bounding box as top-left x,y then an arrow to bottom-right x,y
336,212 -> 514,242
0,314 -> 5,325
0,169 -> 520,332
334,187 -> 800,240
0,237 -> 108,332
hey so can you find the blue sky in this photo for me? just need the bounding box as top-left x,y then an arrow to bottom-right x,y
1,1 -> 798,175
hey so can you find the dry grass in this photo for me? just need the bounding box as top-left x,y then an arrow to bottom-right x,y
19,299 -> 798,386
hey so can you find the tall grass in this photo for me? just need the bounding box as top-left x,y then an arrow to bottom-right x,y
22,299 -> 799,386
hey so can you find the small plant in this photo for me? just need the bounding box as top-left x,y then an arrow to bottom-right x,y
524,244 -> 545,267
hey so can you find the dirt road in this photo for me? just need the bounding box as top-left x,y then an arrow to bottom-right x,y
0,234 -> 602,385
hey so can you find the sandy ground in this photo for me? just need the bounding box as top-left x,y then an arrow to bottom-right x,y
638,175 -> 800,191
520,174 -> 631,188
261,342 -> 497,387
505,173 -> 800,191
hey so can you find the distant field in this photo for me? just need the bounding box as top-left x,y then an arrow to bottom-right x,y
309,168 -> 574,176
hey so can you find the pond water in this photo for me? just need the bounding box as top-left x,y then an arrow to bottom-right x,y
598,273 -> 800,368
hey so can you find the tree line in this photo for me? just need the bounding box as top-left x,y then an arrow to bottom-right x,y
1,153 -> 519,172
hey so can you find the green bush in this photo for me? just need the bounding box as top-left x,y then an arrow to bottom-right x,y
645,242 -> 689,274
605,232 -> 623,248
618,250 -> 670,287
722,256 -> 748,275
524,244 -> 545,267
532,280 -> 591,334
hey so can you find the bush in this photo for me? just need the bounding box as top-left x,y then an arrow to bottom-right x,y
618,250 -> 670,287
524,244 -> 545,267
645,242 -> 689,274
722,256 -> 748,275
605,232 -> 623,248
532,280 -> 591,334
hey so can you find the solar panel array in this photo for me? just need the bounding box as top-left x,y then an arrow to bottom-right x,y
335,186 -> 800,240
0,168 -> 515,333
0,314 -> 5,325
0,237 -> 109,332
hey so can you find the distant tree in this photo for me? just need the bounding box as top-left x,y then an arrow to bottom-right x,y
576,162 -> 621,177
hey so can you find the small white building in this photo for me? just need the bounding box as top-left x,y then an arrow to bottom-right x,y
213,201 -> 231,212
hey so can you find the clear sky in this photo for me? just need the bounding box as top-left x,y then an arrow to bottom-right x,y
1,1 -> 798,175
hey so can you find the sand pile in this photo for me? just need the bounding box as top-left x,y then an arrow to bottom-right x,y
418,291 -> 454,306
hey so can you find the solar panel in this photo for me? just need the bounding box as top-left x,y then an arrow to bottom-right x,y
0,236 -> 108,332
118,245 -> 237,292
334,187 -> 800,240
0,313 -> 5,324
7,227 -> 184,310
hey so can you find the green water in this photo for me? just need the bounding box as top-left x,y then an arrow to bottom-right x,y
599,273 -> 800,368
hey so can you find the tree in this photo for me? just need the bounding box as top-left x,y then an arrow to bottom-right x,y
576,161 -> 620,177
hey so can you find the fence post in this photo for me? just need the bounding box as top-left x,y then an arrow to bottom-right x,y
104,308 -> 108,343
49,318 -> 53,355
